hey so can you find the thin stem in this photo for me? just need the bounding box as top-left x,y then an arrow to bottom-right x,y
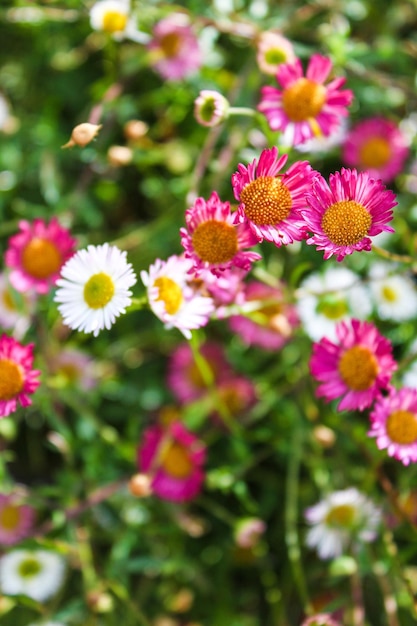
372,245 -> 416,265
228,106 -> 257,117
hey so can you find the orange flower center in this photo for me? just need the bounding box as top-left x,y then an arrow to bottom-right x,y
21,238 -> 62,280
239,176 -> 292,225
102,10 -> 128,33
0,503 -> 20,530
321,200 -> 372,247
0,359 -> 24,400
325,504 -> 356,528
282,78 -> 326,122
338,345 -> 378,391
386,409 -> 417,445
191,221 -> 238,264
154,277 -> 183,315
160,32 -> 182,58
161,441 -> 193,479
359,137 -> 391,169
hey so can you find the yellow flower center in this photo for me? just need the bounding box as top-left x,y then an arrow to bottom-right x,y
154,277 -> 183,315
102,10 -> 128,33
21,238 -> 62,280
161,441 -> 193,479
359,137 -> 391,169
2,289 -> 16,312
264,48 -> 287,65
239,177 -> 292,226
191,221 -> 238,264
83,273 -> 115,309
160,32 -> 182,58
18,557 -> 42,578
282,77 -> 326,122
0,503 -> 20,531
325,504 -> 356,528
317,297 -> 349,320
381,285 -> 398,302
59,363 -> 81,383
218,386 -> 245,415
338,345 -> 378,391
0,359 -> 24,400
386,409 -> 417,445
321,200 -> 372,247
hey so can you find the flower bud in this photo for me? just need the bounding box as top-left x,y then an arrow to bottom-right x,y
62,123 -> 102,148
107,145 -> 133,166
124,119 -> 149,141
129,473 -> 152,498
194,90 -> 229,128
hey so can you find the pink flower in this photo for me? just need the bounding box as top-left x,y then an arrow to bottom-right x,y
235,517 -> 266,549
258,53 -> 353,146
48,347 -> 98,391
5,218 -> 76,294
180,191 -> 261,276
310,319 -> 397,412
368,387 -> 417,466
303,168 -> 397,261
137,421 -> 206,502
0,334 -> 41,418
198,266 -> 247,308
231,147 -> 315,246
211,375 -> 257,427
342,117 -> 409,183
0,493 -> 35,545
229,281 -> 299,351
147,13 -> 201,81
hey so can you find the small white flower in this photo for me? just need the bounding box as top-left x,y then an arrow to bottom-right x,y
296,267 -> 371,341
305,488 -> 381,560
54,243 -> 137,337
369,262 -> 417,321
0,549 -> 66,602
141,255 -> 214,340
90,0 -> 130,37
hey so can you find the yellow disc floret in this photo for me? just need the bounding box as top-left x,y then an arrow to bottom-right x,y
154,277 -> 183,315
192,221 -> 238,264
102,10 -> 128,33
0,360 -> 24,400
386,409 -> 417,445
359,137 -> 391,169
325,504 -> 357,528
321,200 -> 372,247
21,238 -> 62,280
161,441 -> 193,478
282,78 -> 326,122
83,273 -> 115,309
338,345 -> 378,391
240,177 -> 292,225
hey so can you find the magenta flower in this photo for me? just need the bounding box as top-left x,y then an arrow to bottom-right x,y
0,334 -> 40,418
258,53 -> 353,146
310,319 -> 397,412
137,421 -> 206,502
343,117 -> 409,183
231,147 -> 315,246
368,387 -> 417,466
211,375 -> 257,427
180,191 -> 261,276
303,168 -> 397,261
0,493 -> 35,545
5,218 -> 76,294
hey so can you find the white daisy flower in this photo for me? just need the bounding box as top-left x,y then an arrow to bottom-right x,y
368,262 -> 417,321
90,0 -> 130,37
140,255 -> 214,340
0,549 -> 66,602
305,488 -> 381,560
296,267 -> 371,341
54,243 -> 137,337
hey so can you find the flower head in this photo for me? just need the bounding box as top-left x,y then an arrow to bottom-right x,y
369,387 -> 417,466
368,262 -> 417,322
258,53 -> 353,146
90,0 -> 131,38
343,117 -> 409,183
148,13 -> 201,80
256,31 -> 295,76
0,493 -> 35,545
54,243 -> 137,337
231,147 -> 315,246
310,319 -> 396,412
194,90 -> 229,127
48,347 -> 98,391
141,255 -> 214,340
0,549 -> 66,602
0,334 -> 40,418
305,488 -> 381,560
303,168 -> 397,261
235,517 -> 266,549
5,218 -> 76,295
138,421 -> 206,502
301,615 -> 342,626
180,191 -> 261,276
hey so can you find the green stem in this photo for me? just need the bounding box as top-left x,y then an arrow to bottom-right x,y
372,245 -> 415,265
228,106 -> 257,117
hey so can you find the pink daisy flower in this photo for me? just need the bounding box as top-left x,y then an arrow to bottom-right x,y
0,493 -> 35,545
368,387 -> 417,466
5,218 -> 76,294
258,53 -> 353,146
310,319 -> 397,412
137,421 -> 206,502
211,375 -> 257,426
180,191 -> 261,276
342,117 -> 409,183
303,168 -> 397,261
231,147 -> 315,246
198,266 -> 247,308
229,280 -> 299,351
0,334 -> 40,418
147,13 -> 201,81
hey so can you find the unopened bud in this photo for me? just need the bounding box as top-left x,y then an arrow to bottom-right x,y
124,119 -> 149,141
129,473 -> 152,498
313,425 -> 336,448
107,145 -> 133,166
62,123 -> 102,148
194,90 -> 229,128
169,588 -> 194,613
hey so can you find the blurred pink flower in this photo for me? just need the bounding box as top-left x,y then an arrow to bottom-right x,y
0,493 -> 35,545
48,347 -> 98,391
235,517 -> 266,549
211,375 -> 257,426
148,13 -> 201,80
256,31 -> 295,76
300,613 -> 342,626
0,334 -> 40,418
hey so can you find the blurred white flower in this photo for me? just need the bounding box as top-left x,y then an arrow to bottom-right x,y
0,549 -> 66,602
368,262 -> 417,321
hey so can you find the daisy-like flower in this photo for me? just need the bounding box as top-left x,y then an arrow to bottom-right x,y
303,168 -> 397,262
147,13 -> 201,81
296,267 -> 371,342
301,614 -> 342,626
211,375 -> 257,425
342,117 -> 409,183
199,266 -> 247,308
310,319 -> 397,412
368,262 -> 417,322
137,421 -> 206,502
90,0 -> 132,39
305,488 -> 381,560
231,147 -> 315,246
258,53 -> 353,146
229,280 -> 299,351
48,347 -> 98,391
0,334 -> 40,418
0,549 -> 66,602
54,243 -> 137,337
140,255 -> 214,340
235,517 -> 266,549
0,273 -> 34,339
194,90 -> 230,127
5,218 -> 76,295
180,191 -> 261,276
0,493 -> 35,545
368,387 -> 417,466
256,31 -> 295,76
